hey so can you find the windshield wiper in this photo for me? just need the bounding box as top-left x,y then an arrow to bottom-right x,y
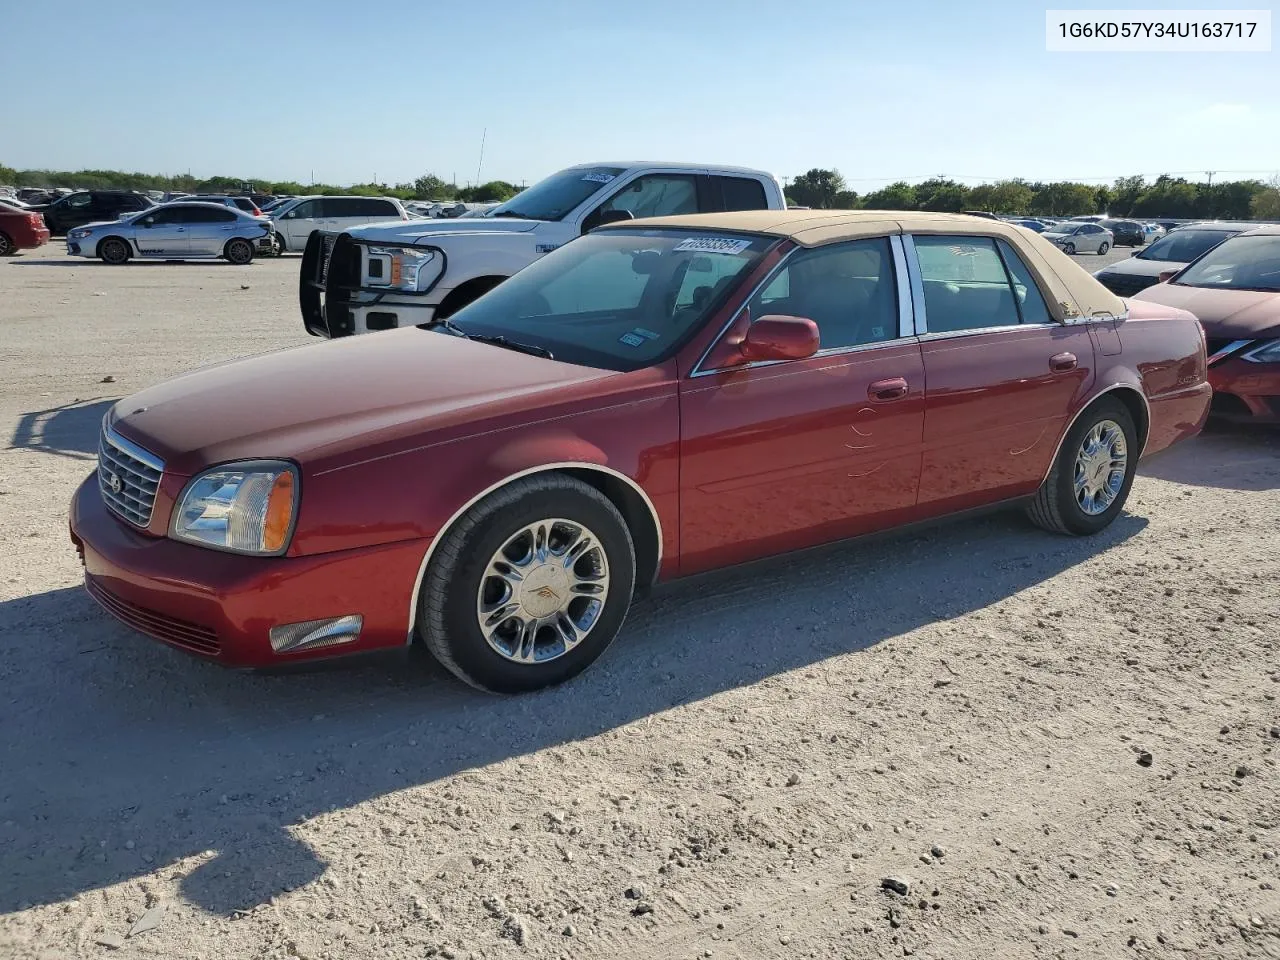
420,317 -> 469,337
467,333 -> 554,359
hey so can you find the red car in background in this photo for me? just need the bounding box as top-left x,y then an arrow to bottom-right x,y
70,211 -> 1210,694
0,200 -> 51,255
1133,225 -> 1280,423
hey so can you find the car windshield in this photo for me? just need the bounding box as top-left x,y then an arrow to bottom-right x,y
483,166 -> 626,222
1050,224 -> 1080,235
1137,229 -> 1233,262
441,228 -> 775,371
1173,235 -> 1280,292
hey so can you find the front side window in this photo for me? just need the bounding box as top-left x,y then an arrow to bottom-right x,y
913,235 -> 1026,333
66,193 -> 92,209
1138,229 -> 1233,263
485,166 -> 626,221
287,200 -> 320,219
1173,235 -> 1280,292
595,175 -> 699,220
447,229 -> 774,371
138,207 -> 181,226
747,239 -> 900,351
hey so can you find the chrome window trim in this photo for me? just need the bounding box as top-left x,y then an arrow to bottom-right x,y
691,235 -> 913,378
915,322 -> 1059,343
1209,338 -> 1256,364
405,462 -> 663,644
900,234 -> 928,333
103,425 -> 164,472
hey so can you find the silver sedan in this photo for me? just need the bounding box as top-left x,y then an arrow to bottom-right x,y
65,202 -> 274,265
1041,221 -> 1114,255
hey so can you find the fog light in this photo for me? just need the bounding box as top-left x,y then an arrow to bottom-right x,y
269,615 -> 363,653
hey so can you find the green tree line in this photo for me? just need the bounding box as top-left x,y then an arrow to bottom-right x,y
786,169 -> 1280,220
0,163 -> 520,203
4,161 -> 1278,219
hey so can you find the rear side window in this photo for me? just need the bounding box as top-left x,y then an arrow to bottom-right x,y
913,235 -> 1023,333
717,176 -> 768,212
995,239 -> 1053,324
187,206 -> 237,223
231,198 -> 256,212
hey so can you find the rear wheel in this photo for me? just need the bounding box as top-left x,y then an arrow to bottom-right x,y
0,232 -> 13,256
224,238 -> 254,265
1027,397 -> 1138,536
1098,241 -> 1110,255
419,473 -> 636,694
99,237 -> 130,265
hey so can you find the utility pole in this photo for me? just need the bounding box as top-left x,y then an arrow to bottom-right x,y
1206,170 -> 1216,186
475,128 -> 487,187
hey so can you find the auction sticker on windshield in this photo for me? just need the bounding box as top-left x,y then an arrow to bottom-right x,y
581,173 -> 616,183
673,237 -> 753,255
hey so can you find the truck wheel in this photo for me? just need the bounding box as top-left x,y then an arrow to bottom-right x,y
419,473 -> 636,694
0,232 -> 13,256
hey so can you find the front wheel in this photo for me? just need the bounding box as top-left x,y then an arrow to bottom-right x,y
272,234 -> 286,256
1098,241 -> 1110,255
1027,397 -> 1138,535
225,238 -> 254,265
1062,242 -> 1076,255
99,237 -> 130,265
419,474 -> 636,694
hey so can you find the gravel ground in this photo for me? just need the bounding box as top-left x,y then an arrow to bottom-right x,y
1,249 -> 1278,960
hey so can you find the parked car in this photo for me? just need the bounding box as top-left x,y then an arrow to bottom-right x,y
64,202 -> 273,264
1144,223 -> 1166,242
173,195 -> 264,217
17,187 -> 57,205
268,195 -> 408,254
1043,221 -> 1113,255
1132,226 -> 1280,422
1100,219 -> 1146,246
1092,222 -> 1253,297
0,205 -> 51,255
70,210 -> 1208,691
42,190 -> 155,235
1010,219 -> 1047,233
1067,215 -> 1106,224
300,161 -> 787,337
0,196 -> 33,211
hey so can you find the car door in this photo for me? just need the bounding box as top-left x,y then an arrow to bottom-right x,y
133,206 -> 190,256
186,205 -> 238,255
907,234 -> 1096,514
279,199 -> 323,246
678,236 -> 926,575
56,193 -> 96,232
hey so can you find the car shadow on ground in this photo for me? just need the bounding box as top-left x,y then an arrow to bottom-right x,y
1139,422 -> 1280,491
6,259 -> 249,268
8,397 -> 116,461
0,509 -> 1146,916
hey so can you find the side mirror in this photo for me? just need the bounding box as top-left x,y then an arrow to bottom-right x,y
583,208 -> 634,233
740,315 -> 820,362
1158,269 -> 1179,283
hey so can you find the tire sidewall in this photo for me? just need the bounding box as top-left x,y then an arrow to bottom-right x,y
0,232 -> 12,256
1052,399 -> 1138,534
431,486 -> 636,694
1063,243 -> 1075,255
1099,242 -> 1109,255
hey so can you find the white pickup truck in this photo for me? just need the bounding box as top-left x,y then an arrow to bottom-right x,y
299,161 -> 787,337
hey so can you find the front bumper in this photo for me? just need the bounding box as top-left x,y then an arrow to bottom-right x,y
69,475 -> 429,667
299,231 -> 443,338
1207,355 -> 1280,423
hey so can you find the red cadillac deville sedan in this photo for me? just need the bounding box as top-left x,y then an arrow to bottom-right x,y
70,211 -> 1211,693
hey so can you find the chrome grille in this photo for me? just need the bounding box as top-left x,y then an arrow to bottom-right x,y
98,426 -> 163,528
319,233 -> 336,283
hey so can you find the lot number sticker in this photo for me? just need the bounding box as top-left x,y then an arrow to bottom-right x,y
581,173 -> 616,183
673,237 -> 753,255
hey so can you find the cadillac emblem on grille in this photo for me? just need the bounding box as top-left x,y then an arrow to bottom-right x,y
108,473 -> 122,494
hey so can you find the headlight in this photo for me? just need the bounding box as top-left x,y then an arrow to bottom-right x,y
68,228 -> 92,239
1242,339 -> 1280,363
365,244 -> 443,290
171,461 -> 298,555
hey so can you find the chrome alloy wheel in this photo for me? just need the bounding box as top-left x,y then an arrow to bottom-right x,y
1074,419 -> 1127,515
476,519 -> 610,664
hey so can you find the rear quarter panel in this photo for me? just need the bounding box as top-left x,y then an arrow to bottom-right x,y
1107,300 -> 1210,456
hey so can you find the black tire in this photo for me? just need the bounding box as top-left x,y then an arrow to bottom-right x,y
225,238 -> 254,265
273,233 -> 286,256
0,232 -> 13,256
419,473 -> 636,694
99,237 -> 130,265
1063,242 -> 1076,255
1098,241 -> 1110,255
1027,397 -> 1138,536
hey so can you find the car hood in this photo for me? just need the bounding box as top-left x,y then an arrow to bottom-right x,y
111,329 -> 614,476
1094,255 -> 1179,278
77,217 -> 134,231
1131,283 -> 1280,339
346,218 -> 544,242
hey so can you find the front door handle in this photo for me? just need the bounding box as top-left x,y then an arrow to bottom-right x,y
1050,352 -> 1078,372
868,377 -> 909,402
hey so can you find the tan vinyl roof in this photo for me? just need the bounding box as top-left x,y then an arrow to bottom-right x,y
603,210 -> 1126,320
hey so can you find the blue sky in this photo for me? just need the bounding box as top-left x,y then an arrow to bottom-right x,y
5,0 -> 1277,191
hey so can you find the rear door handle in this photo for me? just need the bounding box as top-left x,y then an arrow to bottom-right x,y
1050,352 -> 1078,372
868,377 -> 909,402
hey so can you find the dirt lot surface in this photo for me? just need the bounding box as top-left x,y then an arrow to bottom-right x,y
1,251 -> 1278,960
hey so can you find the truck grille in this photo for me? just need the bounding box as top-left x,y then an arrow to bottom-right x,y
99,425 -> 163,528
